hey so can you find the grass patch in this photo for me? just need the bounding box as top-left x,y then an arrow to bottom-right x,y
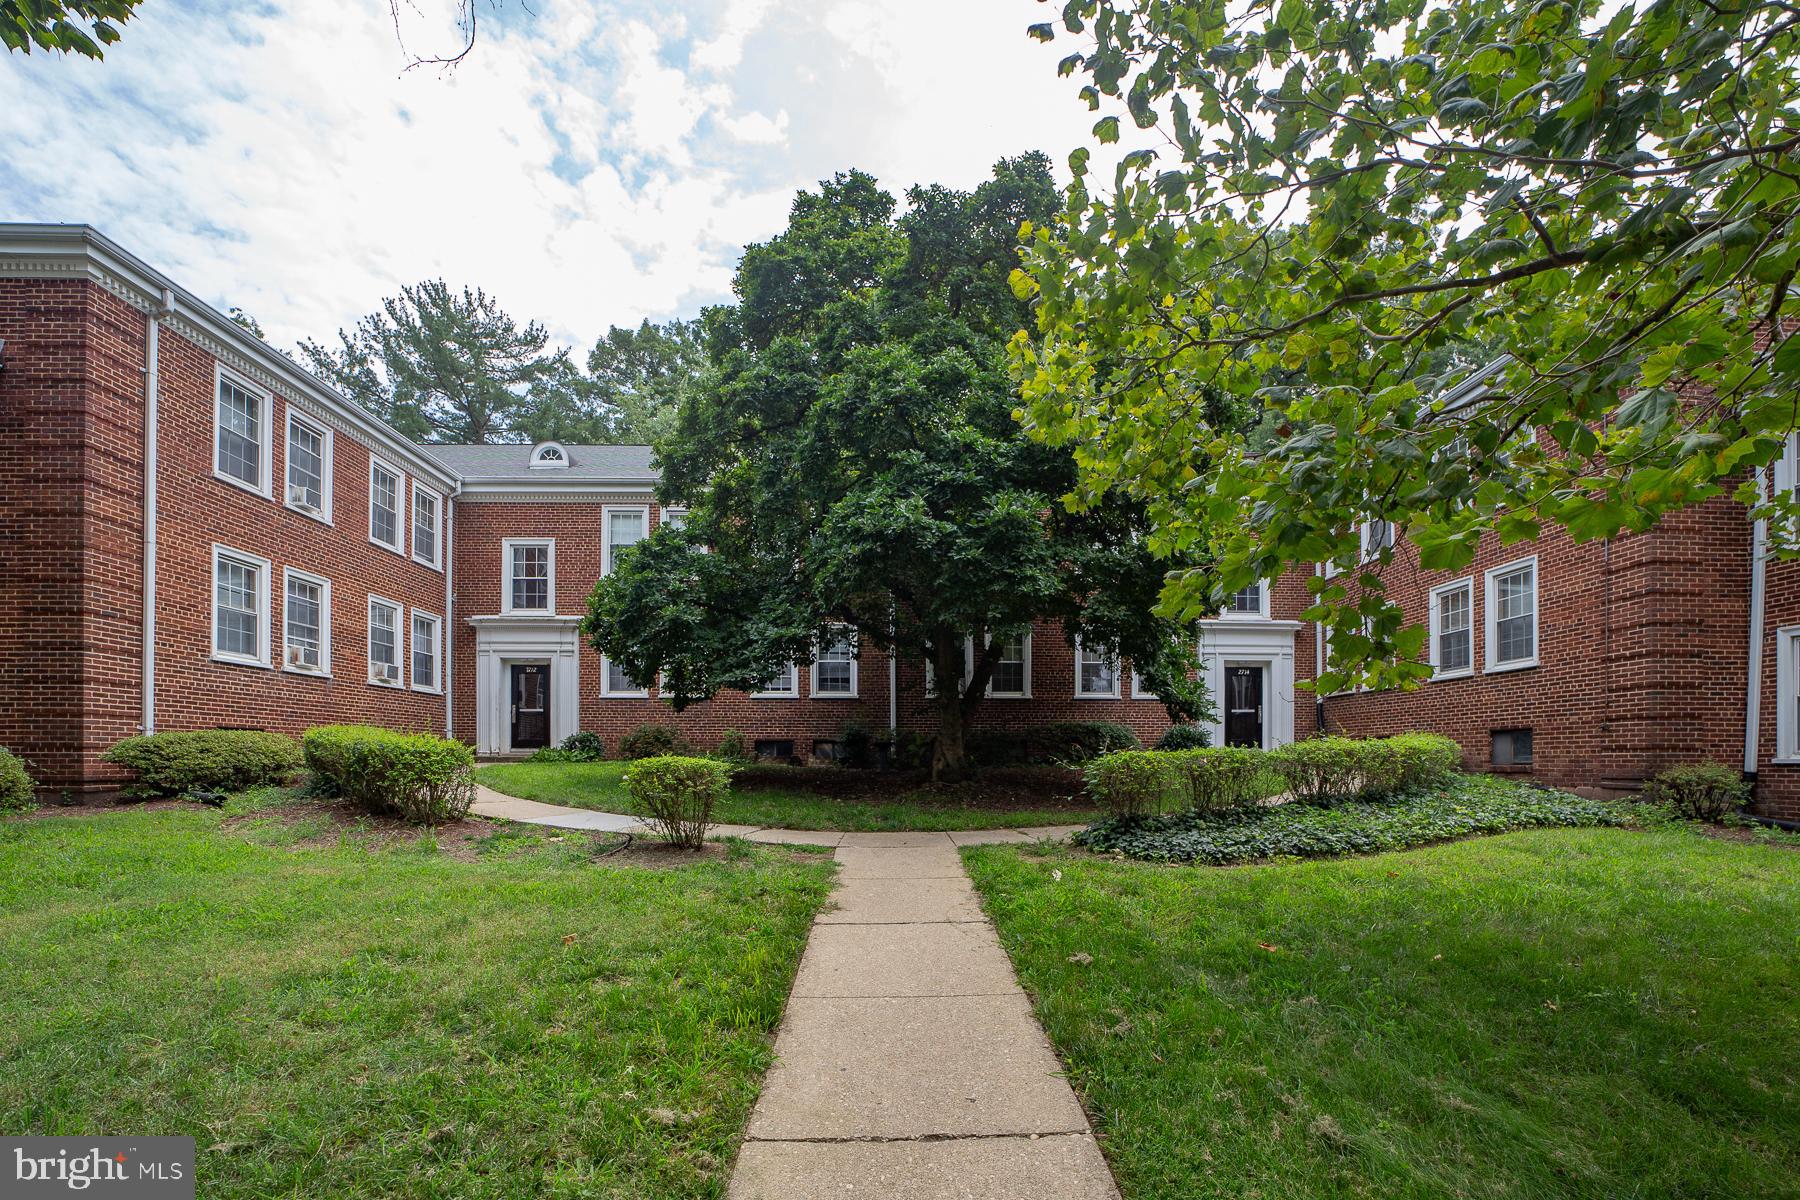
476,761 -> 1099,832
0,798 -> 834,1199
964,826 -> 1800,1200
1078,773 -> 1630,863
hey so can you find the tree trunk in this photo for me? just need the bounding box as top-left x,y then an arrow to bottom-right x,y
929,634 -> 973,782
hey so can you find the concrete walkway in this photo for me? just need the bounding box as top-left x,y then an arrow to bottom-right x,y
473,787 -> 1117,1197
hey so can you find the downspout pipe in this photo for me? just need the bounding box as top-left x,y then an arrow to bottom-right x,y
445,483 -> 459,740
141,287 -> 174,734
1745,467 -> 1769,777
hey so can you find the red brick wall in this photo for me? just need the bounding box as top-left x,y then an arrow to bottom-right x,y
0,279 -> 450,789
1281,498 -> 1760,805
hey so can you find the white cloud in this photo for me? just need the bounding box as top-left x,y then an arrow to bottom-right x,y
0,0 -> 1123,353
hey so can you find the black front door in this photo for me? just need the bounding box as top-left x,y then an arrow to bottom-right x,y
510,664 -> 551,750
1224,666 -> 1264,748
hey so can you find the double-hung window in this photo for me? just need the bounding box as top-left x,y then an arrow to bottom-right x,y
601,656 -> 648,697
1224,582 -> 1266,618
282,569 -> 330,675
284,413 -> 331,519
1485,557 -> 1538,671
369,459 -> 404,553
410,610 -> 441,693
1429,578 -> 1474,678
368,596 -> 403,687
214,369 -> 270,495
987,632 -> 1030,698
211,545 -> 271,667
1075,639 -> 1121,698
812,628 -> 858,697
412,485 -> 441,569
754,664 -> 799,698
1776,626 -> 1800,761
1361,518 -> 1395,559
603,506 -> 648,575
503,540 -> 554,613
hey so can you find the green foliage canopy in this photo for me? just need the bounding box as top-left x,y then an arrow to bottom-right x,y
1014,0 -> 1800,691
1,0 -> 136,57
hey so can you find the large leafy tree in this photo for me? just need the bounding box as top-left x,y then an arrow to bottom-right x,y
300,281 -> 559,444
585,318 -> 708,444
1014,0 -> 1800,691
586,156 -> 1210,776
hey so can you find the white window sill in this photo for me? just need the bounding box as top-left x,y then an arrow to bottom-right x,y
601,692 -> 651,699
411,683 -> 442,696
1430,667 -> 1475,682
369,535 -> 406,557
811,693 -> 858,701
214,469 -> 270,500
987,692 -> 1031,700
284,500 -> 332,526
282,665 -> 331,680
752,693 -> 800,700
1768,757 -> 1800,766
211,653 -> 272,670
1075,693 -> 1122,701
1485,658 -> 1539,675
367,676 -> 405,690
412,552 -> 441,571
501,608 -> 558,618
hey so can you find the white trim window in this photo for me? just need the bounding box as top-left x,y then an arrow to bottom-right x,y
211,545 -> 271,667
503,539 -> 555,614
600,656 -> 649,698
1484,556 -> 1539,672
1360,518 -> 1395,560
603,505 -> 648,576
411,484 -> 441,570
530,442 -> 569,469
283,411 -> 332,521
1223,582 -> 1267,618
410,609 -> 442,694
368,458 -> 404,554
1130,665 -> 1160,700
282,568 -> 331,676
368,596 -> 403,687
812,627 -> 858,698
753,663 -> 800,698
1428,578 -> 1475,678
1075,638 -> 1121,699
214,367 -> 271,496
661,507 -> 688,532
986,632 -> 1031,698
1776,625 -> 1800,761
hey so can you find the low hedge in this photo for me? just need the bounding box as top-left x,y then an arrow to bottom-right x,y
101,730 -> 302,799
302,725 -> 474,825
618,724 -> 692,760
968,721 -> 1140,767
0,747 -> 36,814
1085,746 -> 1275,818
623,755 -> 730,848
1268,733 -> 1461,804
1076,775 -> 1631,864
1642,763 -> 1751,823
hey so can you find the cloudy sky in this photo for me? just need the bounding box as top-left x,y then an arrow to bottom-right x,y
0,0 -> 1112,352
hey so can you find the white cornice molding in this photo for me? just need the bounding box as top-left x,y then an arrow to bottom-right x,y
456,483 -> 657,503
0,223 -> 457,492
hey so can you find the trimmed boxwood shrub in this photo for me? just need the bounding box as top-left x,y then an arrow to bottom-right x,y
1076,775 -> 1631,864
101,730 -> 302,799
1268,737 -> 1363,805
1155,724 -> 1212,751
303,725 -> 474,825
0,747 -> 36,814
618,723 -> 692,760
1085,747 -> 1274,817
969,721 -> 1140,767
1643,763 -> 1751,823
623,755 -> 731,848
1083,751 -> 1179,818
1170,746 -> 1269,813
1267,734 -> 1463,804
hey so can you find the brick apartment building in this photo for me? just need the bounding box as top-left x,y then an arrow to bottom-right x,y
0,225 -> 1791,820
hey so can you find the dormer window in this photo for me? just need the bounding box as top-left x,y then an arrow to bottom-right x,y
530,442 -> 569,470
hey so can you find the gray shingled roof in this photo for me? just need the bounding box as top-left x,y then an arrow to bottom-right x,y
424,443 -> 659,482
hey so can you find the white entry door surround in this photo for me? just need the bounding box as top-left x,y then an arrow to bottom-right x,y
470,614 -> 583,755
1197,619 -> 1302,750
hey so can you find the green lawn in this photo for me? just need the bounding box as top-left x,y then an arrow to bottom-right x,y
965,826 -> 1800,1200
0,796 -> 834,1199
476,761 -> 1100,831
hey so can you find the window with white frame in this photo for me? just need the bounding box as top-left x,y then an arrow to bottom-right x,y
530,442 -> 569,469
600,656 -> 648,697
282,569 -> 330,675
410,610 -> 441,693
603,506 -> 647,575
1485,557 -> 1538,670
368,597 -> 402,686
369,459 -> 403,553
754,663 -> 799,697
661,507 -> 687,532
411,486 -> 440,568
812,628 -> 858,697
1075,638 -> 1121,698
211,546 -> 270,666
987,632 -> 1030,697
214,370 -> 270,495
284,412 -> 330,519
1361,518 -> 1395,559
1777,626 -> 1800,760
1224,582 -> 1266,617
1429,578 -> 1474,677
503,540 -> 554,613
